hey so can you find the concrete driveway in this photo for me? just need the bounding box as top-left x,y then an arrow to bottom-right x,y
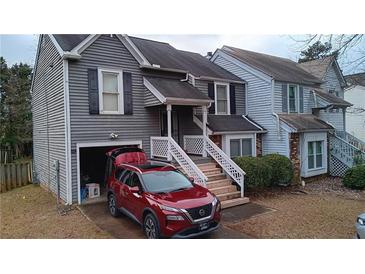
79,202 -> 272,239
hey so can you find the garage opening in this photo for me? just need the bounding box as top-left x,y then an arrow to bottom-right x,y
78,143 -> 141,204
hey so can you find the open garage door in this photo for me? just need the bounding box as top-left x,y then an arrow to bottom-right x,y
77,141 -> 142,204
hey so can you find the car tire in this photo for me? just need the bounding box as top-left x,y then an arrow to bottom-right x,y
108,193 -> 120,217
143,213 -> 160,239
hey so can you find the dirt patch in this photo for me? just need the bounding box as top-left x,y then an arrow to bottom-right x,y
227,179 -> 365,239
0,184 -> 111,239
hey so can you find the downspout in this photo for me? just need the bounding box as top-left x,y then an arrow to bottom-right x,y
271,78 -> 281,138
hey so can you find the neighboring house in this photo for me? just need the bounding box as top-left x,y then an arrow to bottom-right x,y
344,73 -> 365,144
211,47 -> 352,179
298,56 -> 349,134
31,34 -> 264,206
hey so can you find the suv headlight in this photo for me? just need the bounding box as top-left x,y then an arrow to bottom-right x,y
358,217 -> 365,226
159,204 -> 180,213
212,197 -> 221,212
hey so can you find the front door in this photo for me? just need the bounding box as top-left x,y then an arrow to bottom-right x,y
160,110 -> 179,143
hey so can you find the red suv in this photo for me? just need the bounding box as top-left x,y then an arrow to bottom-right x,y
105,147 -> 221,238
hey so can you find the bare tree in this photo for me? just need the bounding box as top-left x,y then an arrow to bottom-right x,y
291,35 -> 365,72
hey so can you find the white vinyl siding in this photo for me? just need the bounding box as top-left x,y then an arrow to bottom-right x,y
300,132 -> 328,177
321,63 -> 344,99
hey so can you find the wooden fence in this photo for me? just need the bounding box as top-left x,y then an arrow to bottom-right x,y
0,161 -> 33,193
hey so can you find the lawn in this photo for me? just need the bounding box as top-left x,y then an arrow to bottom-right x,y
227,178 -> 365,239
0,184 -> 111,239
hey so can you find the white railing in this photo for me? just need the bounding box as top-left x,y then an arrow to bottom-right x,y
150,137 -> 169,158
150,136 -> 207,186
183,135 -> 204,155
204,136 -> 246,197
329,133 -> 365,168
335,130 -> 365,152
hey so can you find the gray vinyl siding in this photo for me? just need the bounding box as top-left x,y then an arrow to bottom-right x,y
213,54 -> 288,156
321,63 -> 344,98
274,81 -> 314,114
32,35 -> 67,201
68,35 -> 160,202
194,79 -> 246,115
144,87 -> 161,107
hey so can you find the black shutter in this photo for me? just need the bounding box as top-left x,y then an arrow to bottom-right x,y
88,68 -> 99,114
299,86 -> 304,113
282,83 -> 288,113
123,72 -> 133,115
208,82 -> 215,114
229,84 -> 236,114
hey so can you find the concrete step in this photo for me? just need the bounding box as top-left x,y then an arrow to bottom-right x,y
221,197 -> 250,209
206,173 -> 227,181
206,178 -> 232,188
216,191 -> 241,202
209,185 -> 237,195
201,167 -> 222,175
196,162 -> 218,169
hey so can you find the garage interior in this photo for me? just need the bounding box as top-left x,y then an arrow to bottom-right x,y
79,146 -> 119,204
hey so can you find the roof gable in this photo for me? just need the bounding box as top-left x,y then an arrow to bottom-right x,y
53,34 -> 90,51
220,46 -> 322,86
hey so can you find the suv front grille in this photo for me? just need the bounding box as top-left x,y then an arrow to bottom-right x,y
186,203 -> 212,220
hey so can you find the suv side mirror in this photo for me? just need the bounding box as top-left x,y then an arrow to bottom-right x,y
188,177 -> 194,183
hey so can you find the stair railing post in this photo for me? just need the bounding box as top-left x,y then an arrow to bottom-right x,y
202,105 -> 208,157
167,104 -> 172,161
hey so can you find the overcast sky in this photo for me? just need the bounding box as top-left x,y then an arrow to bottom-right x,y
0,34 -> 362,75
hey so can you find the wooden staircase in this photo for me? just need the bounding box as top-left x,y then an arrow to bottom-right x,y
176,160 -> 249,209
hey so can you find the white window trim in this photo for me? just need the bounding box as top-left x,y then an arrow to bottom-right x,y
98,68 -> 124,115
287,84 -> 300,114
225,134 -> 256,158
307,140 -> 324,170
214,82 -> 230,115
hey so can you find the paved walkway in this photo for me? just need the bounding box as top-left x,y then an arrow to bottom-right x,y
79,202 -> 272,239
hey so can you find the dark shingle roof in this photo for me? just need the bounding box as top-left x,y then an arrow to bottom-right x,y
220,46 -> 322,86
130,36 -> 242,81
53,34 -> 89,51
196,115 -> 265,133
314,89 -> 352,107
298,56 -> 334,80
145,76 -> 212,102
345,72 -> 365,87
279,114 -> 333,132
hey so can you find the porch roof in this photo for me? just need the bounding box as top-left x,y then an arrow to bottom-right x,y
144,76 -> 213,106
313,89 -> 352,108
279,114 -> 333,132
196,114 -> 266,134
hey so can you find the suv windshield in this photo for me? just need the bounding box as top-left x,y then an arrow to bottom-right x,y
141,171 -> 193,193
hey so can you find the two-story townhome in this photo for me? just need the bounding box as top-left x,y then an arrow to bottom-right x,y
32,34 -> 265,207
298,56 -> 349,136
211,46 -> 352,180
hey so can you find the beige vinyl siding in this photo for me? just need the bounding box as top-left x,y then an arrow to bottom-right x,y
32,35 -> 67,201
68,35 -> 161,202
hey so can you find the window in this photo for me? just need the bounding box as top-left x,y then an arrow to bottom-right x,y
141,171 -> 193,193
230,138 -> 253,158
99,69 -> 123,114
215,83 -> 229,114
308,141 -> 323,169
126,173 -> 142,188
288,85 -> 298,113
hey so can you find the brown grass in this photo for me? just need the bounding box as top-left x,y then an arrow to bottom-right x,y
227,193 -> 365,239
0,184 -> 112,239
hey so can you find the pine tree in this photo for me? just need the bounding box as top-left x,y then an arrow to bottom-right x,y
298,41 -> 337,63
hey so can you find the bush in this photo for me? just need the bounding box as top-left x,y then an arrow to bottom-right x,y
234,156 -> 272,189
343,165 -> 365,190
263,154 -> 294,186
